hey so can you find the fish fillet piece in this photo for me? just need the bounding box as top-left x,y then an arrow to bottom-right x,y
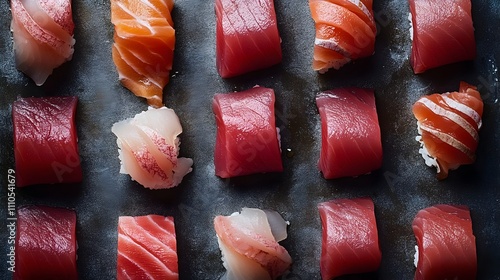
12,96 -> 82,187
117,215 -> 179,280
212,86 -> 283,178
316,88 -> 382,179
318,197 -> 381,280
14,205 -> 77,280
215,0 -> 282,78
412,82 -> 483,179
10,0 -> 75,85
412,204 -> 477,280
309,0 -> 376,73
409,0 -> 476,73
112,106 -> 193,189
111,0 -> 175,107
214,208 -> 292,280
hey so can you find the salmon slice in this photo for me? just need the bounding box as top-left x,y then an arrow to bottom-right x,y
111,0 -> 175,107
309,0 -> 376,73
117,215 -> 179,280
412,82 -> 483,179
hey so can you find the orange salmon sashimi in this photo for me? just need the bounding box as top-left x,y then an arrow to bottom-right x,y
111,0 -> 175,107
412,82 -> 483,179
309,0 -> 376,73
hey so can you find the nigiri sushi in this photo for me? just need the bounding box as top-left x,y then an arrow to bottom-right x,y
413,204 -> 477,280
309,0 -> 376,73
111,106 -> 193,189
318,198 -> 381,280
215,0 -> 282,78
12,96 -> 82,187
10,0 -> 75,85
117,215 -> 179,280
409,0 -> 476,73
15,205 -> 78,280
111,0 -> 175,107
316,88 -> 382,179
212,86 -> 283,178
214,208 -> 292,280
412,82 -> 483,179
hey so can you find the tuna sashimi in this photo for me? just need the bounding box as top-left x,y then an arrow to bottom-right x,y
12,96 -> 82,187
318,198 -> 381,280
15,205 -> 77,280
117,215 -> 178,280
111,106 -> 193,189
111,0 -> 175,107
412,82 -> 483,179
409,0 -> 476,73
215,0 -> 282,78
10,0 -> 75,85
214,208 -> 292,280
412,204 -> 477,280
212,86 -> 283,178
316,88 -> 382,179
309,0 -> 376,73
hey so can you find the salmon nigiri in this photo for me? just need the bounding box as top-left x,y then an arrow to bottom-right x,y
309,0 -> 376,73
412,82 -> 483,179
111,0 -> 175,107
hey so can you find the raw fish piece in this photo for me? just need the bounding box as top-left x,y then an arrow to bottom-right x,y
111,106 -> 193,189
409,0 -> 476,73
111,0 -> 175,107
15,205 -> 77,280
214,208 -> 292,280
309,0 -> 376,73
12,96 -> 82,187
412,204 -> 476,280
10,0 -> 75,85
117,215 -> 178,280
412,82 -> 483,179
215,0 -> 282,78
212,86 -> 283,178
316,88 -> 382,179
318,197 -> 381,280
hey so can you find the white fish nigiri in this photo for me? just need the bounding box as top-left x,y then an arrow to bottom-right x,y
214,208 -> 292,280
10,0 -> 76,86
112,106 -> 193,189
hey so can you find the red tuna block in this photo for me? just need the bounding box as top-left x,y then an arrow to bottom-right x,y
316,88 -> 382,179
12,96 -> 82,187
15,205 -> 77,280
318,197 -> 381,280
412,204 -> 477,280
212,86 -> 283,178
215,0 -> 282,78
117,215 -> 178,280
409,0 -> 476,73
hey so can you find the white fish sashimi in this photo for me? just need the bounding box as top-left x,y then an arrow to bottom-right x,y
111,107 -> 193,189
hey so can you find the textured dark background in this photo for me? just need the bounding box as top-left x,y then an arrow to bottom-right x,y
1,0 -> 500,279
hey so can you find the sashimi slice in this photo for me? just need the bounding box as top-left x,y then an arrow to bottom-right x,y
117,215 -> 178,280
111,106 -> 193,189
111,0 -> 175,107
215,0 -> 282,78
318,197 -> 381,280
309,0 -> 376,73
14,205 -> 77,280
412,204 -> 476,280
316,88 -> 382,179
12,96 -> 82,187
412,82 -> 483,179
212,86 -> 283,178
214,208 -> 292,279
10,0 -> 75,85
409,0 -> 476,73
